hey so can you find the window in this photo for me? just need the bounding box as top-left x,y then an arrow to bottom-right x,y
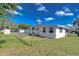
43,27 -> 46,33
32,27 -> 34,30
49,27 -> 53,33
35,27 -> 39,30
59,28 -> 63,33
36,28 -> 38,30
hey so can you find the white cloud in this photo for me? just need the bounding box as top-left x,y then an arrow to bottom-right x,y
5,9 -> 23,16
67,24 -> 73,27
55,7 -> 74,16
37,5 -> 48,12
17,5 -> 23,10
35,3 -> 48,12
14,11 -> 23,16
65,8 -> 70,12
65,13 -> 74,16
55,10 -> 74,16
45,17 -> 54,21
36,20 -> 42,24
55,11 -> 65,16
63,7 -> 71,12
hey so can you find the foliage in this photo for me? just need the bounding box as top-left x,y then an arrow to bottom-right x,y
0,3 -> 17,16
18,24 -> 32,29
0,18 -> 14,29
0,3 -> 18,29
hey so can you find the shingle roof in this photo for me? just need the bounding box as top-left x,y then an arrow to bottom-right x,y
33,24 -> 69,29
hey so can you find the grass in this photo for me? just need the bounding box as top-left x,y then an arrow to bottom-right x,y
0,33 -> 79,56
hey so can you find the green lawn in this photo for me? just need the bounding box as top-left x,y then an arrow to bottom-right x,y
0,33 -> 79,56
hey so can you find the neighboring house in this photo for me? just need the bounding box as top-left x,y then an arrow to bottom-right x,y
19,29 -> 25,33
25,29 -> 33,35
32,24 -> 68,39
3,29 -> 11,35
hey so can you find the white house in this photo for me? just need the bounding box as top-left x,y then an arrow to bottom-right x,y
32,25 -> 68,39
4,29 -> 11,35
19,29 -> 25,33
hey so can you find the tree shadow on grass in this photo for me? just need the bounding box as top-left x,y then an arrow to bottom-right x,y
0,40 -> 6,48
16,36 -> 32,46
0,40 -> 6,44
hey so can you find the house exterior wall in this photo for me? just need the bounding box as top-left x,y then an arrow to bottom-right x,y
19,29 -> 25,33
38,27 -> 56,39
55,28 -> 66,39
32,25 -> 66,39
4,29 -> 11,35
25,29 -> 32,35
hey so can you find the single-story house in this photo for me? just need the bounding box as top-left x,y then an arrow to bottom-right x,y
32,24 -> 68,39
3,29 -> 11,35
19,29 -> 25,33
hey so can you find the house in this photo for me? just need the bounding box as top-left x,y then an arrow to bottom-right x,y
4,29 -> 11,35
32,24 -> 68,39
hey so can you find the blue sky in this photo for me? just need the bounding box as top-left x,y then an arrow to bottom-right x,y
8,3 -> 79,26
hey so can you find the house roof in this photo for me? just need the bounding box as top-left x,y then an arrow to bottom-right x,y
33,24 -> 69,29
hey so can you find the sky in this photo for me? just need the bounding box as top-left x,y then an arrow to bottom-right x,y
8,3 -> 79,26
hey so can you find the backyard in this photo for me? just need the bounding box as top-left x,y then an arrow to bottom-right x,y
0,33 -> 79,56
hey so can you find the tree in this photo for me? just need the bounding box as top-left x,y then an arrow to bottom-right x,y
0,3 -> 17,16
18,24 -> 32,30
0,3 -> 18,29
